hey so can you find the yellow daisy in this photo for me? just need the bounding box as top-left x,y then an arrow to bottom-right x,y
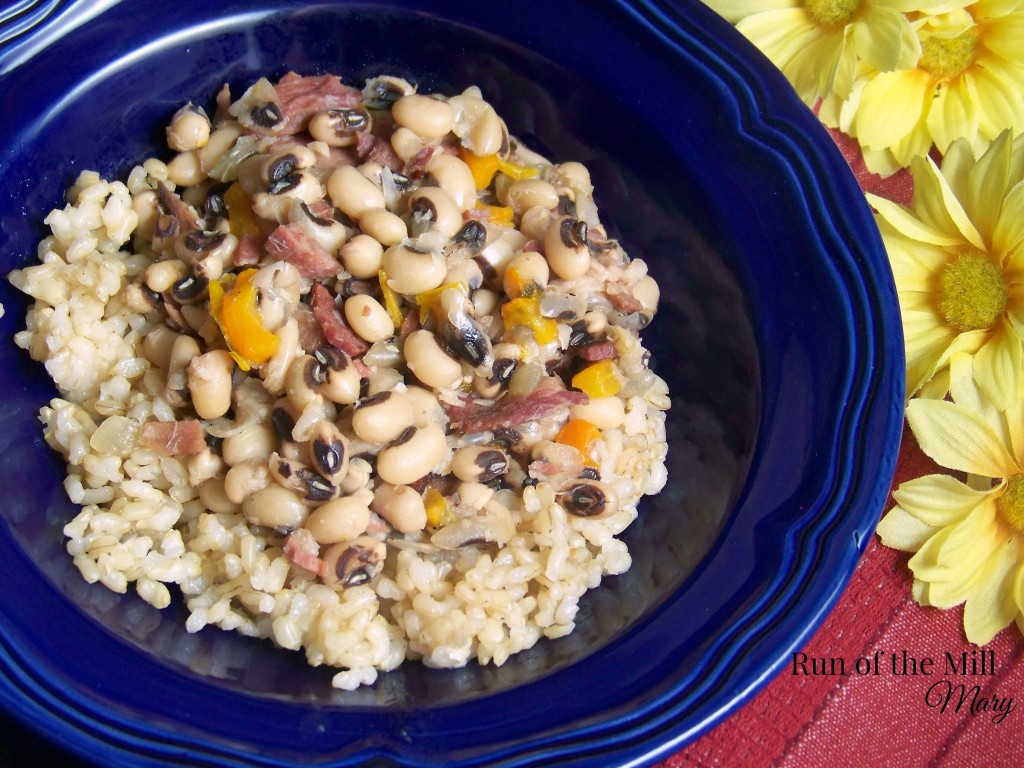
867,129 -> 1024,408
877,353 -> 1024,643
702,0 -> 951,105
832,2 -> 1024,176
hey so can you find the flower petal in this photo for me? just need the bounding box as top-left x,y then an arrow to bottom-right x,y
702,0 -> 798,24
927,78 -> 981,156
962,536 -> 1022,644
891,472 -> 996,528
971,65 -> 1024,141
877,505 -> 939,552
852,6 -> 919,71
992,178 -> 1024,259
906,398 -> 1018,476
971,318 -> 1024,411
854,70 -> 931,151
910,154 -> 987,249
960,130 -> 1012,245
869,196 -> 965,247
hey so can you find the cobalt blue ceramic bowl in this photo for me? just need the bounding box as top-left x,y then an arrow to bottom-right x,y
0,0 -> 905,765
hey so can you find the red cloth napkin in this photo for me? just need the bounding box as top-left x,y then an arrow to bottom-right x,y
657,132 -> 1024,768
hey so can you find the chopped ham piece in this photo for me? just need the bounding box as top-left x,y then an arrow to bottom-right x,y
578,340 -> 617,361
403,145 -> 436,178
442,385 -> 587,433
606,284 -> 643,314
293,302 -> 326,351
140,419 -> 207,456
266,74 -> 362,137
284,529 -> 326,577
265,224 -> 341,280
310,283 -> 370,357
233,234 -> 264,267
305,199 -> 335,220
155,181 -> 199,231
355,132 -> 403,172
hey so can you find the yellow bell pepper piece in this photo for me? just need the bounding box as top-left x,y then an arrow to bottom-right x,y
378,269 -> 405,329
414,281 -> 468,324
424,487 -> 454,528
501,294 -> 558,345
460,148 -> 539,190
210,268 -> 279,371
223,183 -> 263,239
555,418 -> 602,468
474,204 -> 515,227
571,360 -> 623,398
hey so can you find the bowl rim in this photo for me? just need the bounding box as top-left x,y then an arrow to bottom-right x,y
0,0 -> 905,765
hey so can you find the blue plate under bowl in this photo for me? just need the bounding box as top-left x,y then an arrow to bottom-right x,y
0,1 -> 905,765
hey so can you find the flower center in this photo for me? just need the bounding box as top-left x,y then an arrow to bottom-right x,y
804,0 -> 861,27
937,252 -> 1007,332
919,29 -> 978,78
997,475 -> 1024,534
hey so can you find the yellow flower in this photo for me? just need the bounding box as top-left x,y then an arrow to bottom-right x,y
877,354 -> 1024,643
702,0 -> 948,105
867,130 -> 1024,408
829,2 -> 1024,176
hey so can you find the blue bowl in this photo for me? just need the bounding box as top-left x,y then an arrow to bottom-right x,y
0,1 -> 904,765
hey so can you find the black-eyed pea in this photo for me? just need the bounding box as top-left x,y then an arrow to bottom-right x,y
407,187 -> 462,239
132,190 -> 160,241
340,456 -> 372,495
340,234 -> 385,278
224,460 -> 271,505
425,153 -> 477,211
321,535 -> 386,587
242,484 -> 309,530
144,258 -> 188,294
390,126 -> 425,163
305,497 -> 371,544
376,423 -> 448,486
269,453 -> 340,503
308,420 -> 349,483
381,243 -> 446,294
187,447 -> 225,486
198,122 -> 243,172
164,334 -> 201,406
166,104 -> 211,152
187,350 -> 235,420
404,385 -> 448,428
371,483 -> 427,533
632,274 -> 660,314
520,205 -> 554,242
166,151 -> 206,188
467,104 -> 505,157
141,325 -> 181,370
451,445 -> 509,483
458,481 -> 494,511
359,208 -> 407,247
285,354 -> 325,411
557,479 -> 617,519
312,345 -> 362,405
553,161 -> 594,197
502,251 -> 549,298
506,179 -> 559,215
343,294 -> 394,344
351,391 -> 415,443
544,215 -> 591,280
308,107 -> 371,147
404,330 -> 463,389
391,94 -> 455,140
199,478 -> 239,514
571,396 -> 626,430
290,201 -> 348,254
471,288 -> 500,319
327,165 -> 385,220
222,423 -> 276,466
